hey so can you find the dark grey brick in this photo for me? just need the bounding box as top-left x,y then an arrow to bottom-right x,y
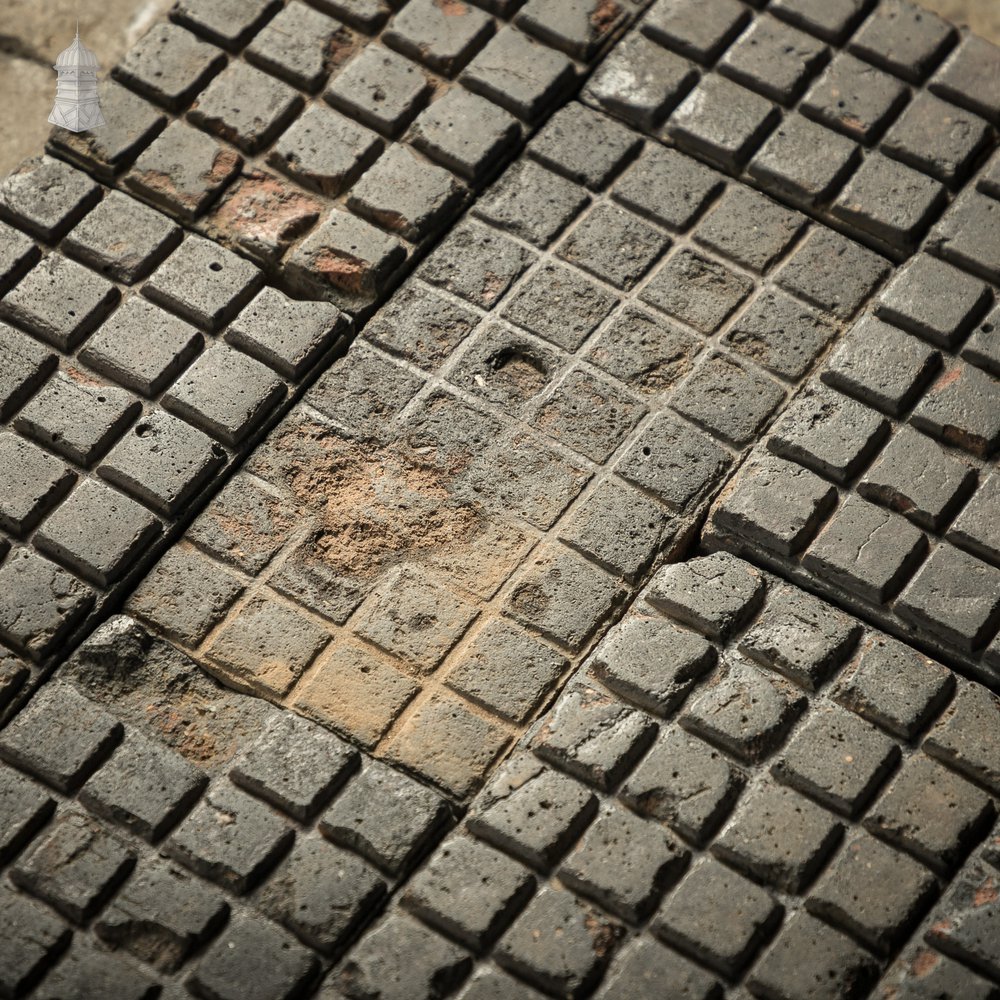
319,758 -> 449,876
0,431 -> 74,537
245,1 -> 346,91
455,966 -> 548,1000
407,87 -> 522,183
768,384 -> 889,484
496,885 -> 623,996
770,0 -> 872,43
187,61 -> 303,155
231,711 -> 358,821
641,247 -> 752,334
666,74 -> 779,171
312,0 -> 390,31
749,112 -> 859,209
163,342 -> 285,447
384,0 -> 494,74
0,219 -> 39,295
324,44 -> 433,139
38,938 -> 159,1000
803,494 -> 927,604
930,31 -> 1000,125
584,32 -> 698,132
0,680 -> 121,793
645,552 -> 765,642
415,219 -> 536,312
616,411 -> 732,513
926,861 -> 1000,982
864,754 -> 994,874
473,159 -> 589,247
834,631 -> 954,740
820,315 -> 941,416
654,857 -> 781,978
329,911 -> 471,1000
124,119 -> 243,222
911,360 -> 1000,459
188,912 -> 319,1000
445,618 -> 567,724
0,765 -> 56,864
809,831 -> 936,954
949,472 -> 1000,569
596,936 -> 722,1000
80,730 -> 206,841
173,0 -> 279,50
533,679 -> 657,791
469,755 -> 597,870
642,0 -> 749,63
258,835 -> 387,954
621,725 -> 742,845
144,235 -> 263,331
832,152 -> 947,254
11,806 -> 135,923
560,801 -> 688,922
0,548 -> 94,661
529,103 -> 641,191
114,21 -> 226,112
859,425 -> 977,531
681,654 -> 807,764
403,833 -> 535,950
515,0 -> 626,60
95,860 -> 228,973
1,252 -> 119,351
748,911 -> 879,1000
850,0 -> 955,82
166,782 -> 294,893
738,584 -> 861,691
35,478 -> 161,587
0,156 -> 100,241
773,704 -> 900,817
713,780 -> 843,892
963,303 -> 1000,378
347,144 -> 466,242
929,187 -> 1000,284
0,883 -> 71,997
14,372 -> 140,467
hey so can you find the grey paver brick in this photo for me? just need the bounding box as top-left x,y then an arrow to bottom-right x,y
910,360 -> 1000,459
930,31 -> 1000,125
642,0 -> 748,63
188,912 -> 319,1000
515,0 -> 626,60
11,806 -> 135,924
925,861 -> 1000,979
770,0 -> 872,43
748,112 -> 860,209
595,936 -> 722,1000
166,781 -> 294,893
0,883 -> 72,997
0,765 -> 55,864
35,477 -> 162,587
384,0 -> 495,75
319,758 -> 449,876
0,548 -> 94,660
654,857 -> 781,977
245,1 -> 347,91
646,552 -> 765,642
80,729 -> 207,841
802,494 -> 927,604
124,119 -> 243,222
949,471 -> 1000,569
114,21 -> 226,112
834,631 -> 954,740
0,220 -> 39,295
313,0 -> 391,31
681,654 -> 807,763
584,32 -> 698,131
533,679 -> 657,791
469,756 -> 597,870
172,0 -> 280,50
820,315 -> 941,416
809,831 -> 936,954
95,860 -> 228,972
666,74 -> 779,171
403,833 -> 536,949
14,372 -> 140,467
560,801 -> 688,922
496,885 -> 623,996
32,938 -> 158,1000
738,584 -> 861,691
454,965 -> 548,999
62,189 -> 181,284
713,780 -> 843,892
1,252 -> 119,351
864,754 -> 995,874
0,156 -> 101,242
849,0 -> 955,82
748,911 -> 879,1000
877,946 -> 999,1000
325,44 -> 433,139
962,303 -> 1000,378
859,425 -> 976,531
0,431 -> 75,536
929,188 -> 1000,284
258,835 -> 387,954
187,60 -> 303,156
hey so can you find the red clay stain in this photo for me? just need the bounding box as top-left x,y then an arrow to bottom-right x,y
933,365 -> 963,392
312,248 -> 367,294
909,948 -> 941,978
207,147 -> 241,183
211,171 -> 321,248
590,0 -> 621,32
435,0 -> 468,14
974,876 -> 999,907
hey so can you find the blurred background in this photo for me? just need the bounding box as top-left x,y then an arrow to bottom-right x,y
0,0 -> 997,176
